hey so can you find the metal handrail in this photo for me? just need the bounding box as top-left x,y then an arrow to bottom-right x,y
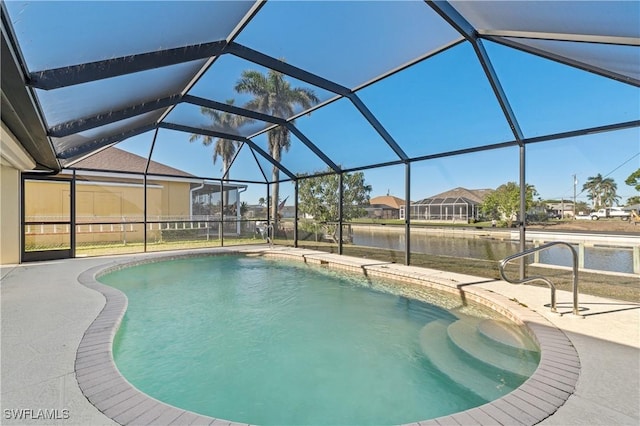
499,241 -> 580,316
266,224 -> 274,249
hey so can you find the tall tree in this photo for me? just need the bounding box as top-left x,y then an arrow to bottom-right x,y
298,169 -> 372,242
235,68 -> 319,227
625,168 -> 640,191
190,100 -> 244,216
582,173 -> 619,209
625,168 -> 640,205
189,99 -> 242,179
582,173 -> 604,209
600,178 -> 620,207
480,182 -> 538,227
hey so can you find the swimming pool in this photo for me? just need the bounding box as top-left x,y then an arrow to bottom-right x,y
99,254 -> 540,425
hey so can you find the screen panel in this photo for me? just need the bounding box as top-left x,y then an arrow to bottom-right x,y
189,54 -> 334,120
294,98 -> 401,170
237,0 -> 463,89
358,42 -> 515,160
164,102 -> 272,138
452,1 -> 639,40
504,38 -> 640,83
35,60 -> 206,128
484,41 -> 640,138
5,1 -> 254,71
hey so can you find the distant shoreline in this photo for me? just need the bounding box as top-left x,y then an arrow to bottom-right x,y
348,223 -> 640,247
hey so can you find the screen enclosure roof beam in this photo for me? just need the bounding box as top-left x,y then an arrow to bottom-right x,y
184,95 -> 339,172
477,30 -> 640,47
482,35 -> 640,88
28,40 -> 228,90
159,121 -> 296,181
48,94 -> 184,138
226,42 -> 351,97
347,93 -> 409,162
426,0 -> 525,144
225,44 -> 411,163
56,124 -> 156,160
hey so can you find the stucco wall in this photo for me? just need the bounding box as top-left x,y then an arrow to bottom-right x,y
164,181 -> 191,218
1,164 -> 20,264
24,178 -> 192,248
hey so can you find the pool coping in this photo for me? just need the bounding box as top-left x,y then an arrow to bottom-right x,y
75,247 -> 580,426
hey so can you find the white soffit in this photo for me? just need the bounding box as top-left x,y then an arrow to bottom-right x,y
0,121 -> 37,170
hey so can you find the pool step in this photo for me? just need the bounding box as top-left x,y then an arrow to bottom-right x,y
419,317 -> 539,402
419,320 -> 514,402
477,318 -> 539,352
447,318 -> 538,377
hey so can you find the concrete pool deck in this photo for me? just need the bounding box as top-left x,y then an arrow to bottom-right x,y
1,245 -> 638,425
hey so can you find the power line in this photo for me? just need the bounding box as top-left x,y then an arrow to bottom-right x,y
603,152 -> 639,179
576,152 -> 639,197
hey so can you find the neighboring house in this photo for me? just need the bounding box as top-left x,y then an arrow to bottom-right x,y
411,187 -> 493,222
24,147 -> 246,248
245,205 -> 268,219
545,202 -> 576,218
365,195 -> 406,219
245,203 -> 293,219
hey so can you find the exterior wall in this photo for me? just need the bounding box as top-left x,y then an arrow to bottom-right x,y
75,181 -> 145,245
24,178 -> 192,248
165,181 -> 191,218
2,121 -> 37,263
1,164 -> 21,264
24,180 -> 70,250
24,180 -> 67,218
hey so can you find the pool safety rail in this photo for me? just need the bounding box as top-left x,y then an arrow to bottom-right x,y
266,224 -> 274,249
499,241 -> 582,317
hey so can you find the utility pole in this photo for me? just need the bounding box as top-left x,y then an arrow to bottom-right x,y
573,174 -> 577,217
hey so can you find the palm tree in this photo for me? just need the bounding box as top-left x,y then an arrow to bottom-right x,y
583,174 -> 604,209
600,178 -> 620,207
189,99 -> 242,179
235,68 -> 319,227
190,99 -> 245,216
582,173 -> 619,209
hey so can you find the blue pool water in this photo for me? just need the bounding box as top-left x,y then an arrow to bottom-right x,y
101,255 -> 539,425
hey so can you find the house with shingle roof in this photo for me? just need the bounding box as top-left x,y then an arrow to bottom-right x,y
24,147 -> 246,249
411,187 -> 493,222
365,195 -> 407,219
70,147 -> 246,220
71,146 -> 196,177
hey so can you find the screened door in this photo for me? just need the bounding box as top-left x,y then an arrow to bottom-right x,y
22,176 -> 74,262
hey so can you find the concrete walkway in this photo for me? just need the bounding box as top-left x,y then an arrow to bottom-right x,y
1,247 -> 638,425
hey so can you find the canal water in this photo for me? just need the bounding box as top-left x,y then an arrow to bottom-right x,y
352,228 -> 636,274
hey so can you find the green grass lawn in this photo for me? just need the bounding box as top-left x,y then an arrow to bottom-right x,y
73,237 -> 266,257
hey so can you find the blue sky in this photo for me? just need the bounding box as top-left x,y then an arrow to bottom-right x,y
118,36 -> 639,207
7,0 -> 639,206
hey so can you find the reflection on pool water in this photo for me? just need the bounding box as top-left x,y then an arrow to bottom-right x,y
101,255 -> 539,425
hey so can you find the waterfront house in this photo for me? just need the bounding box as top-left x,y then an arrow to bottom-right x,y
411,187 -> 492,222
366,195 -> 406,219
